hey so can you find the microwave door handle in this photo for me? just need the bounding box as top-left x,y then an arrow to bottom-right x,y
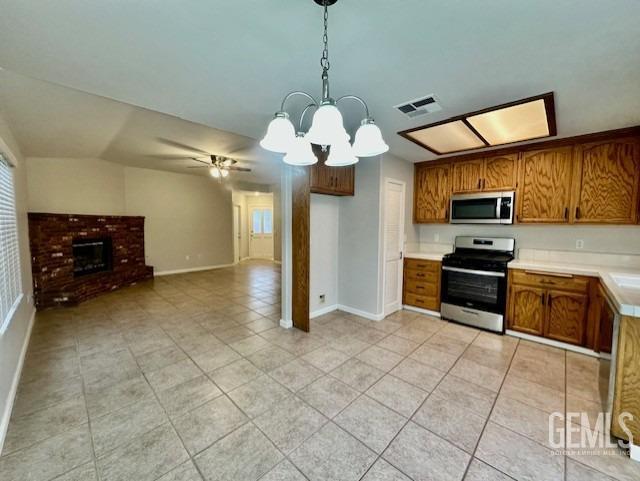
496,197 -> 502,220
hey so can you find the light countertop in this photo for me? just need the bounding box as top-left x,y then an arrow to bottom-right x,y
404,242 -> 452,262
509,258 -> 640,318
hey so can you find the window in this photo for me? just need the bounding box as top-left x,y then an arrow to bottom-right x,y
251,208 -> 273,235
0,153 -> 22,333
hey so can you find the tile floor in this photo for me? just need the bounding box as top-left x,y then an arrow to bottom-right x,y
1,260 -> 639,481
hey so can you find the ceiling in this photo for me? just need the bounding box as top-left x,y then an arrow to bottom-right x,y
0,69 -> 281,184
0,0 -> 639,167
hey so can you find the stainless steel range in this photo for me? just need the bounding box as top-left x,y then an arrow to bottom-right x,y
440,236 -> 515,333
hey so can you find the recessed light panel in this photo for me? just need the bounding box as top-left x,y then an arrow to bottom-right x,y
398,93 -> 555,155
405,120 -> 485,154
467,99 -> 549,145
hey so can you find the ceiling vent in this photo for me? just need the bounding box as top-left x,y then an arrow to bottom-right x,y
394,95 -> 442,118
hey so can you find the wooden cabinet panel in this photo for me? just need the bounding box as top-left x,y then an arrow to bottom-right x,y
545,290 -> 588,345
414,163 -> 450,223
518,147 -> 573,223
611,315 -> 640,442
451,160 -> 484,193
404,258 -> 440,272
508,285 -> 545,336
403,258 -> 441,311
483,154 -> 517,191
572,139 -> 640,224
510,270 -> 589,293
309,160 -> 355,196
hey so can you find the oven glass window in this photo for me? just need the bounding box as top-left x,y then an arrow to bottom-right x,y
446,270 -> 500,305
452,198 -> 498,220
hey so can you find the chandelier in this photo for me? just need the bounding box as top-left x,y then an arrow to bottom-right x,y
260,0 -> 388,166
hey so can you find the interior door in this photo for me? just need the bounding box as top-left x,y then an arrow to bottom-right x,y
233,205 -> 241,263
383,179 -> 405,316
249,207 -> 274,259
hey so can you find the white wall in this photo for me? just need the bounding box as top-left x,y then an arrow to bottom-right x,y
418,221 -> 640,256
337,157 -> 383,317
124,167 -> 233,273
0,113 -> 35,451
25,157 -> 235,273
310,194 -> 339,316
26,157 -> 125,214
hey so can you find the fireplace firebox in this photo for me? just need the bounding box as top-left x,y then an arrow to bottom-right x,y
72,237 -> 113,277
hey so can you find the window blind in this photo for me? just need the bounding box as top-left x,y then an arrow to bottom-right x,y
0,153 -> 22,332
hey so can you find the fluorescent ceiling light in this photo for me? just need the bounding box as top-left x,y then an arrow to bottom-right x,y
405,120 -> 485,154
468,99 -> 549,145
398,93 -> 555,155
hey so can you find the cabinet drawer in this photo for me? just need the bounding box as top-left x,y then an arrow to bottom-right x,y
404,293 -> 439,311
404,258 -> 440,272
511,269 -> 589,293
404,279 -> 438,297
405,269 -> 439,283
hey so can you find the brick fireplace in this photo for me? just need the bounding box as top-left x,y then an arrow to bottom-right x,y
28,213 -> 154,309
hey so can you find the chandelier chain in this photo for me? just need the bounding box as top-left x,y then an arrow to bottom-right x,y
320,1 -> 330,71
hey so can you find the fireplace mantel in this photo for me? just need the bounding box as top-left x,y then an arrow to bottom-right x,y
28,212 -> 154,309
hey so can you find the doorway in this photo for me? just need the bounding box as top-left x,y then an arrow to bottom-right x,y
233,205 -> 241,264
249,206 -> 274,259
382,178 -> 406,316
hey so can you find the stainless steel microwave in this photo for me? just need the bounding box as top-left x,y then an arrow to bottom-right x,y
450,191 -> 515,224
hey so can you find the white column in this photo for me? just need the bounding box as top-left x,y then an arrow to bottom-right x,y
279,164 -> 293,329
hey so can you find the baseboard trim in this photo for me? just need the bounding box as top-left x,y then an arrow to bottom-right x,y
337,304 -> 385,321
279,318 -> 293,329
505,329 -> 603,358
155,263 -> 235,276
403,305 -> 441,318
0,306 -> 36,455
310,304 -> 338,319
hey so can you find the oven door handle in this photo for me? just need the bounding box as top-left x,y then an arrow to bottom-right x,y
442,266 -> 506,278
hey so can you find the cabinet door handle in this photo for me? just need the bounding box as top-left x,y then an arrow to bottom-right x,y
478,178 -> 482,189
575,207 -> 581,219
548,293 -> 552,307
564,207 -> 568,220
482,178 -> 486,190
541,293 -> 545,305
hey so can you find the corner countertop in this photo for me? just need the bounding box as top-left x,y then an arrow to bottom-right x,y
509,259 -> 640,318
404,243 -> 452,262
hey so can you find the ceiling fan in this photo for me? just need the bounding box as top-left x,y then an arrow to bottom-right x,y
188,155 -> 252,179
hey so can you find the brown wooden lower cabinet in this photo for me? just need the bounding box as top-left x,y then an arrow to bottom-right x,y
403,258 -> 441,311
507,269 -> 613,350
611,315 -> 640,443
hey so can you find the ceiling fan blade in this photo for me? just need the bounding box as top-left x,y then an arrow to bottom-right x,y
190,157 -> 211,166
225,166 -> 252,172
156,138 -> 211,156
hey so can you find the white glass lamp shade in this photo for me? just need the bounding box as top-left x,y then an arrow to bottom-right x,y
260,113 -> 295,153
283,134 -> 318,166
221,169 -> 229,178
305,103 -> 348,146
352,120 -> 389,157
209,166 -> 221,178
326,140 -> 358,166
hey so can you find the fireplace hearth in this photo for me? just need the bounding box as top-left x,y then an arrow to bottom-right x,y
73,237 -> 113,277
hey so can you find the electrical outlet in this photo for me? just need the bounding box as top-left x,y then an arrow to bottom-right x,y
576,240 -> 584,249
319,294 -> 325,303
185,255 -> 190,261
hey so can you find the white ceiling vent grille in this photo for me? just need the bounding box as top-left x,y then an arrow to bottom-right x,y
394,95 -> 442,118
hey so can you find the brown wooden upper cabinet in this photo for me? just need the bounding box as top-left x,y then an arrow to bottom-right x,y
517,147 -> 573,223
309,159 -> 355,196
570,138 -> 640,224
451,154 -> 517,194
414,162 -> 450,223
